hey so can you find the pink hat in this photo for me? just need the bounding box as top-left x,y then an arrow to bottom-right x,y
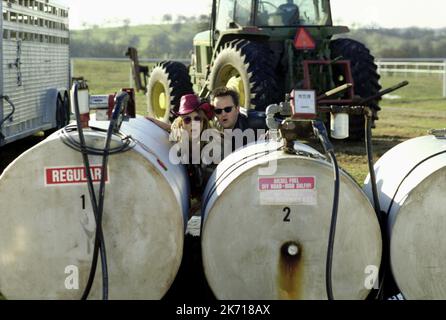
198,102 -> 215,120
173,94 -> 214,120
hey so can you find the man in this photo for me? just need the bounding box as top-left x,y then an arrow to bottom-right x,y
211,87 -> 265,153
278,0 -> 300,25
210,87 -> 249,132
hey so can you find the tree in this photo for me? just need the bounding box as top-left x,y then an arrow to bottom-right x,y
129,35 -> 140,48
175,15 -> 187,24
172,22 -> 182,33
145,32 -> 171,58
162,14 -> 172,24
123,18 -> 131,35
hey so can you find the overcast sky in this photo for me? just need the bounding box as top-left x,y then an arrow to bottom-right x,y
55,0 -> 446,29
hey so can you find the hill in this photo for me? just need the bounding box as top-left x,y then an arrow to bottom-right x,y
345,27 -> 446,58
70,17 -> 209,59
70,21 -> 446,59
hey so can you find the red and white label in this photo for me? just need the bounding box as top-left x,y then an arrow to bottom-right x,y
259,176 -> 317,206
45,166 -> 109,186
259,177 -> 315,191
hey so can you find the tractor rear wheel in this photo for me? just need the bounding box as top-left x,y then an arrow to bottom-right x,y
330,38 -> 382,141
208,39 -> 280,111
147,61 -> 193,122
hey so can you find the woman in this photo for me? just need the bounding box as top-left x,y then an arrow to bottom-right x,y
146,94 -> 221,212
146,94 -> 216,155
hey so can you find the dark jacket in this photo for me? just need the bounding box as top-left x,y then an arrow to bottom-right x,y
230,112 -> 267,150
234,113 -> 250,131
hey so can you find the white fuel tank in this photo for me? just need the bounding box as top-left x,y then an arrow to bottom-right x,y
364,134 -> 446,299
0,116 -> 189,299
201,140 -> 382,300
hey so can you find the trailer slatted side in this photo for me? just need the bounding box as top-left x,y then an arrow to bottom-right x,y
1,0 -> 70,146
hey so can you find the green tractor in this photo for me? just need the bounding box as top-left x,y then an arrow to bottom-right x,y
128,0 -> 381,140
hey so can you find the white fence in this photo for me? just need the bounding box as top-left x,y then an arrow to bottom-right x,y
71,57 -> 446,98
376,58 -> 446,97
71,57 -> 189,64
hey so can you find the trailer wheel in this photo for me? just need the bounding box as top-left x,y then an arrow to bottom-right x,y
330,39 -> 382,141
44,92 -> 70,137
147,61 -> 193,122
56,92 -> 70,129
208,39 -> 280,111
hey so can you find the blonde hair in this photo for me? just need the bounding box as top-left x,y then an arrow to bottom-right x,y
169,109 -> 211,143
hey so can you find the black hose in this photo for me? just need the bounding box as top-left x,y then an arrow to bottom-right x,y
71,87 -> 130,300
82,92 -> 129,299
94,92 -> 129,299
386,149 -> 446,216
365,113 -> 387,300
71,83 -> 109,300
365,114 -> 382,216
60,124 -> 134,155
325,150 -> 340,301
0,95 -> 16,130
378,136 -> 446,300
312,120 -> 340,301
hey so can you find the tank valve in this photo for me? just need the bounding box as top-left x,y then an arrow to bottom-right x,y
284,242 -> 300,257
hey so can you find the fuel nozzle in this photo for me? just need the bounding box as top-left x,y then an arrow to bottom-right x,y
110,91 -> 130,133
312,120 -> 334,154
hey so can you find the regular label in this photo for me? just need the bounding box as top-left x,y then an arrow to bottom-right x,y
45,166 -> 109,186
258,176 -> 317,206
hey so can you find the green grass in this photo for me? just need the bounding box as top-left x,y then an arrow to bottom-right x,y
72,59 -> 446,185
73,59 -> 153,115
336,74 -> 446,184
376,74 -> 446,140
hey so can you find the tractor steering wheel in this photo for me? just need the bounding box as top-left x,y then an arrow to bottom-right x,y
259,1 -> 301,25
259,1 -> 279,12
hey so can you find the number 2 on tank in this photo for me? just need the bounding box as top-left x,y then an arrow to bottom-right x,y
283,207 -> 291,222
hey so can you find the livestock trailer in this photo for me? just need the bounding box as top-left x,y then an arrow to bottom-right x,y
0,0 -> 70,146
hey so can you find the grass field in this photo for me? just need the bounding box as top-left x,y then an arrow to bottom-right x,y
71,59 -> 446,185
2,59 -> 445,185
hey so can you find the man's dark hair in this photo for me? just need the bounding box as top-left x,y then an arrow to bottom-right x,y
211,87 -> 240,107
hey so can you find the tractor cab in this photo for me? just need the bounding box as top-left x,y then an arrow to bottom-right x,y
214,0 -> 332,31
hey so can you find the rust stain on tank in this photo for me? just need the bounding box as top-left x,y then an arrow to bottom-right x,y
277,242 -> 304,300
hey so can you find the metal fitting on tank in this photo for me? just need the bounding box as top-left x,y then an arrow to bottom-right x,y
429,128 -> 446,139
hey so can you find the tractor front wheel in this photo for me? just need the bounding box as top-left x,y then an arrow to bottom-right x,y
208,39 -> 280,111
147,61 -> 193,122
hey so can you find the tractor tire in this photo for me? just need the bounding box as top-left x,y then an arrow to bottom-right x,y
330,38 -> 382,141
208,39 -> 280,111
147,61 -> 193,122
